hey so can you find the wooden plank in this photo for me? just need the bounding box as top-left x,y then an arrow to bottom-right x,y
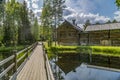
17,42 -> 48,80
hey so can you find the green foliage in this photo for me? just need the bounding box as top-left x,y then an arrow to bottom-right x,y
46,44 -> 120,57
0,1 -> 37,46
112,19 -> 117,23
116,0 -> 120,8
41,0 -> 65,45
0,46 -> 24,52
0,27 -> 3,41
106,20 -> 111,24
92,46 -> 120,55
32,17 -> 40,41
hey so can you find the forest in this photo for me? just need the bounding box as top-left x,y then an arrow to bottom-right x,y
0,0 -> 40,47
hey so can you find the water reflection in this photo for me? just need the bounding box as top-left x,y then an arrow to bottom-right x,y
51,60 -> 120,80
65,63 -> 120,80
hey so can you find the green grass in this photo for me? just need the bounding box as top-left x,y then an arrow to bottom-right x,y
0,45 -> 26,59
92,46 -> 120,57
0,45 -> 25,52
44,42 -> 120,57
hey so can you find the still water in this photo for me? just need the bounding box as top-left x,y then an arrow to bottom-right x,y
64,64 -> 120,80
50,54 -> 120,80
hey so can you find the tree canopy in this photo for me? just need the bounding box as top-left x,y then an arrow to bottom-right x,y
116,0 -> 120,8
41,0 -> 65,46
0,0 -> 40,46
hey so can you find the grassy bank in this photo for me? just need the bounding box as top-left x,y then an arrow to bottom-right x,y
44,42 -> 120,57
0,45 -> 25,52
0,45 -> 27,60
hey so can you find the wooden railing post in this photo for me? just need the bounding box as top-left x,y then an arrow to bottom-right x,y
13,50 -> 17,73
26,46 -> 29,59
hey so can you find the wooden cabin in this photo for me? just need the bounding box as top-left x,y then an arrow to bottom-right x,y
57,20 -> 120,46
83,23 -> 120,46
57,20 -> 83,45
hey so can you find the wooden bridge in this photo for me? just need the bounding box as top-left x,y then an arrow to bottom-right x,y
0,42 -> 54,80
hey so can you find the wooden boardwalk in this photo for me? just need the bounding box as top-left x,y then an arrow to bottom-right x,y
17,43 -> 47,80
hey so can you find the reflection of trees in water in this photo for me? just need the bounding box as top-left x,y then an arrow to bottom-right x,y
51,56 -> 65,80
55,54 -> 64,80
51,53 -> 82,80
57,53 -> 81,74
51,53 -> 120,80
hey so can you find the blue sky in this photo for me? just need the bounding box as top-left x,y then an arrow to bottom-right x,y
23,0 -> 120,24
71,0 -> 117,18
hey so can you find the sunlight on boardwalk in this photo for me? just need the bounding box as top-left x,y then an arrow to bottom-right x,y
17,43 -> 47,80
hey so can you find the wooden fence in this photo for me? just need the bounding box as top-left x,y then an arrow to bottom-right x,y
0,42 -> 37,80
42,43 -> 55,80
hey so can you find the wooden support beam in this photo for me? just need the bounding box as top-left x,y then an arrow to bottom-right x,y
87,33 -> 90,45
78,33 -> 81,45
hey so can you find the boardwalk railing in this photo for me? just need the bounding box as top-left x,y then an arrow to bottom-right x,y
42,43 -> 55,80
0,42 -> 37,80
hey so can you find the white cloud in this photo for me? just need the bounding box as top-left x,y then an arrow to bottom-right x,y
114,11 -> 120,21
65,64 -> 120,80
34,8 -> 42,17
32,3 -> 39,9
31,0 -> 39,3
20,0 -> 111,25
65,0 -> 96,13
63,7 -> 110,24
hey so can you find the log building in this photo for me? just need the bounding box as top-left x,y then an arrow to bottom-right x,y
57,20 -> 120,46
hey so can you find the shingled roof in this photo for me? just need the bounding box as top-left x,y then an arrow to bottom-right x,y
85,23 -> 120,31
64,20 -> 83,31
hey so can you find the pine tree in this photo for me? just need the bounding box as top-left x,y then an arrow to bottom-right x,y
84,20 -> 91,30
41,0 -> 65,46
18,1 -> 33,44
112,19 -> 117,23
3,0 -> 18,46
32,17 -> 40,41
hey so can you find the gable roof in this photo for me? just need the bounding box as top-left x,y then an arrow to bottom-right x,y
62,20 -> 83,32
85,23 -> 120,31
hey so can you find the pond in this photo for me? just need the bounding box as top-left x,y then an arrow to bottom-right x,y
50,53 -> 120,80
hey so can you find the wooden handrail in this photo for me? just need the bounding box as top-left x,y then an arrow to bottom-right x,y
16,45 -> 33,56
17,52 -> 28,63
0,42 -> 37,79
45,54 -> 55,80
0,55 -> 15,66
42,43 -> 55,80
0,63 -> 15,78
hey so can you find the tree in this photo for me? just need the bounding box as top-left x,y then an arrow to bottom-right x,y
32,17 -> 40,41
41,1 -> 52,40
116,0 -> 120,8
84,20 -> 91,30
52,0 -> 65,45
106,20 -> 111,24
95,22 -> 100,25
112,19 -> 117,23
41,0 -> 65,46
3,1 -> 19,46
2,0 -> 34,46
18,1 -> 33,44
